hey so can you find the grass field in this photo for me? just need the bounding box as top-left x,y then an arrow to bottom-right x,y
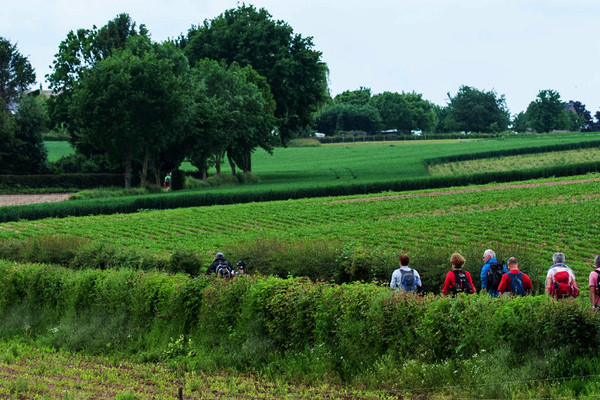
43,141 -> 75,163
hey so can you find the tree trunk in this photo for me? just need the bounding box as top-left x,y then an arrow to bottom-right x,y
140,146 -> 149,188
215,154 -> 221,175
124,148 -> 132,189
227,152 -> 237,175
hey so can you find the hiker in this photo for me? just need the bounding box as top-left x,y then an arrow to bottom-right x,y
442,253 -> 475,296
164,172 -> 172,191
545,252 -> 579,299
480,249 -> 508,297
234,260 -> 249,276
390,254 -> 422,293
588,255 -> 600,310
497,257 -> 532,296
205,252 -> 233,278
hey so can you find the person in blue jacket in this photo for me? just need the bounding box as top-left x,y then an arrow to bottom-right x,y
480,249 -> 508,297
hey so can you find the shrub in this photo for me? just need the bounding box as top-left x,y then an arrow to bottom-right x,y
287,138 -> 321,147
168,248 -> 203,276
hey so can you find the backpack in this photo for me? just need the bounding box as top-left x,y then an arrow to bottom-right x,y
509,272 -> 526,296
215,260 -> 232,279
452,270 -> 473,295
487,261 -> 505,291
551,270 -> 572,299
400,269 -> 416,292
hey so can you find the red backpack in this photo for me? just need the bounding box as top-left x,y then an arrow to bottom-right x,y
551,270 -> 573,299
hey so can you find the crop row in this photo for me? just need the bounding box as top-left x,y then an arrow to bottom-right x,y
429,148 -> 600,176
1,175 -> 600,283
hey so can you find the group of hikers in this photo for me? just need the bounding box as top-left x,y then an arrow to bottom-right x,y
205,252 -> 248,279
390,250 -> 600,310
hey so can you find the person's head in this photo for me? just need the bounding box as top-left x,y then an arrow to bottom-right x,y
451,253 -> 466,269
483,249 -> 495,263
507,257 -> 519,270
399,254 -> 410,267
215,252 -> 224,260
236,260 -> 247,271
594,255 -> 600,268
553,252 -> 565,264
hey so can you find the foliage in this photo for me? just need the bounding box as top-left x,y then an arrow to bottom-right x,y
370,91 -> 437,133
0,36 -> 35,110
525,89 -> 570,133
315,103 -> 381,135
182,4 -> 329,143
0,261 -> 599,396
334,87 -> 372,106
68,37 -> 189,188
443,85 -> 510,133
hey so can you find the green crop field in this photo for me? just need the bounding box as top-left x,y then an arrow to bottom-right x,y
2,173 -> 599,285
430,147 -> 600,176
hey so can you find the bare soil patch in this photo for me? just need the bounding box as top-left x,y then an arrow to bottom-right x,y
0,193 -> 71,207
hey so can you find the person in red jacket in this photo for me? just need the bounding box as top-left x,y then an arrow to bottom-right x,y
442,253 -> 475,295
497,257 -> 532,296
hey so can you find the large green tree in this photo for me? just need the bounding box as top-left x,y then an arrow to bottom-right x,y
68,38 -> 189,188
334,87 -> 372,106
182,4 -> 329,143
370,91 -> 437,133
0,37 -> 35,111
47,14 -> 148,131
443,86 -> 510,133
186,59 -> 276,177
525,89 -> 569,133
315,103 -> 381,135
12,94 -> 48,173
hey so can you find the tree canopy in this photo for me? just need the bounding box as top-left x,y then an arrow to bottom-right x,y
182,4 -> 329,143
370,91 -> 437,133
525,89 -> 569,133
443,86 -> 510,133
0,37 -> 36,111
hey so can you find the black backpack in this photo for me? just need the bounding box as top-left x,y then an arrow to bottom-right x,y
452,270 -> 473,294
215,260 -> 232,279
509,272 -> 526,296
594,269 -> 600,297
400,269 -> 416,292
487,261 -> 505,291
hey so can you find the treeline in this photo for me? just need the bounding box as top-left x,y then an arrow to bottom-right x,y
316,86 -> 599,138
0,260 -> 596,395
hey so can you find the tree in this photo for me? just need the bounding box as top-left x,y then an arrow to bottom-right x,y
525,89 -> 569,133
12,94 -> 48,173
47,14 -> 148,131
0,37 -> 35,111
334,87 -> 372,106
182,4 -> 329,143
511,111 -> 529,133
567,101 -> 593,131
370,91 -> 437,133
443,86 -> 510,133
68,38 -> 189,188
186,59 -> 276,177
315,103 -> 381,135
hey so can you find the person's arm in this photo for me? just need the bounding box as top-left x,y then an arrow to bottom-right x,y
390,270 -> 398,289
480,264 -> 488,289
523,274 -> 533,295
441,272 -> 452,295
545,276 -> 552,295
590,287 -> 596,309
466,271 -> 476,294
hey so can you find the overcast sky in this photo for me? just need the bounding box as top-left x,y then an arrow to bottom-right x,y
2,0 -> 599,115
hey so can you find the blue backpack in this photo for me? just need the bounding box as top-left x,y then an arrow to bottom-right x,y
400,269 -> 416,291
509,272 -> 526,296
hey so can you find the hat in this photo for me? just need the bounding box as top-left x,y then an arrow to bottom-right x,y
237,260 -> 246,268
216,252 -> 224,259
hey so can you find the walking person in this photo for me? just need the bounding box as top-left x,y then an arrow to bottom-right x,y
480,249 -> 508,297
390,254 -> 422,293
589,255 -> 600,310
497,257 -> 532,296
546,252 -> 579,299
442,253 -> 475,296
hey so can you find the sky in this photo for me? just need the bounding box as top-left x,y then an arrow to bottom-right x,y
2,0 -> 600,115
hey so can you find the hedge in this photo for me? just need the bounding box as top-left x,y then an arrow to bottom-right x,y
0,261 -> 596,381
3,161 -> 600,222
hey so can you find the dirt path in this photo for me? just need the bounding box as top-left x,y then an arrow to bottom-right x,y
0,193 -> 71,207
329,177 -> 600,203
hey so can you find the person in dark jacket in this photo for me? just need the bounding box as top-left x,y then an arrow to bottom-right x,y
205,252 -> 233,276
